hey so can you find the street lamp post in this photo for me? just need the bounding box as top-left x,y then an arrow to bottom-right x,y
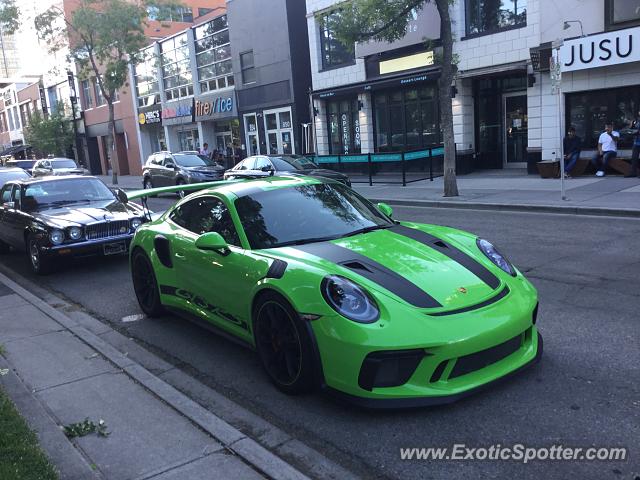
551,39 -> 566,201
67,70 -> 83,166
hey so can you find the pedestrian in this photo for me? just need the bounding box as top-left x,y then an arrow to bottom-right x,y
199,142 -> 210,158
625,111 -> 640,178
590,122 -> 619,177
563,126 -> 581,178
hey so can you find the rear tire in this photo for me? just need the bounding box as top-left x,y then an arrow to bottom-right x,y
27,235 -> 54,275
131,249 -> 165,317
253,292 -> 317,395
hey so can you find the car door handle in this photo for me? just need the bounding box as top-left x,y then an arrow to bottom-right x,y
175,252 -> 186,260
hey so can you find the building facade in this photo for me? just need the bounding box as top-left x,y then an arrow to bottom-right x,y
227,0 -> 312,158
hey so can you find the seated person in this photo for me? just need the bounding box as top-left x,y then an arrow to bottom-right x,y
590,122 -> 619,177
563,126 -> 581,177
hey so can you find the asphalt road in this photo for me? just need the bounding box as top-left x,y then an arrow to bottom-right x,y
1,200 -> 638,480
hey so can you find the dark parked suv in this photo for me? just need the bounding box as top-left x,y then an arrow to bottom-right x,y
142,151 -> 225,195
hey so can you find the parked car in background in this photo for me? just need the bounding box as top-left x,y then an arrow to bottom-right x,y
31,158 -> 87,177
0,176 -> 146,274
223,154 -> 351,186
0,167 -> 30,189
5,159 -> 38,173
142,151 -> 226,196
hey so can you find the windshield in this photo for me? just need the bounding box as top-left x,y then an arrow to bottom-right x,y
234,183 -> 392,249
52,160 -> 78,169
9,161 -> 36,169
270,156 -> 318,171
0,170 -> 29,186
23,178 -> 115,208
174,154 -> 215,167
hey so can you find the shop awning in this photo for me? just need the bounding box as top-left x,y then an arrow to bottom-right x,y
312,68 -> 441,99
457,61 -> 528,79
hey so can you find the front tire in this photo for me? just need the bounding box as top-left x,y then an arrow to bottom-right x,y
253,292 -> 317,395
176,179 -> 186,198
131,249 -> 165,317
27,235 -> 54,275
143,177 -> 157,197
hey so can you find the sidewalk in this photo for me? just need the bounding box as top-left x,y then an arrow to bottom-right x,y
98,170 -> 640,217
0,272 -> 308,480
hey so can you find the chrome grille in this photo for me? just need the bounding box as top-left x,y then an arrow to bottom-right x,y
86,220 -> 131,240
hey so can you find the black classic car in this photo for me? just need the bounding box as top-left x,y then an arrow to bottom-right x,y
0,176 -> 146,274
223,154 -> 351,186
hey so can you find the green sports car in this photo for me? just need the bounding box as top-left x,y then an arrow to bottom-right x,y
126,176 -> 542,407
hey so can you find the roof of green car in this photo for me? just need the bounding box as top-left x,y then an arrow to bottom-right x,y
126,175 -> 325,202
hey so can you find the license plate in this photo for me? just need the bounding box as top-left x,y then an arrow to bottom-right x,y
103,241 -> 126,255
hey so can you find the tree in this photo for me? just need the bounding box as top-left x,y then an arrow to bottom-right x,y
23,104 -> 75,158
331,0 -> 459,197
0,0 -> 19,33
34,0 -> 180,185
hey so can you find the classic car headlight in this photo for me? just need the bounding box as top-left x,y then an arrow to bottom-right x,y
477,238 -> 516,276
131,218 -> 143,230
68,227 -> 82,240
50,229 -> 65,245
321,275 -> 379,323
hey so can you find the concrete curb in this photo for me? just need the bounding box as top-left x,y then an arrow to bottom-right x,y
0,271 -> 309,480
367,198 -> 640,218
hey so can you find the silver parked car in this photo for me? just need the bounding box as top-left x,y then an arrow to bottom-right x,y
32,158 -> 86,177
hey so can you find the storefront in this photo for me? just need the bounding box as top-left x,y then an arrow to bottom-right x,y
194,91 -> 239,166
241,105 -> 296,156
137,104 -> 165,162
162,99 -> 197,152
561,26 -> 640,152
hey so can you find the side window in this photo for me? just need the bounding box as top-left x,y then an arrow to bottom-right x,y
1,186 -> 12,203
148,155 -> 157,165
163,155 -> 174,167
170,196 -> 240,246
254,157 -> 272,171
242,158 -> 256,170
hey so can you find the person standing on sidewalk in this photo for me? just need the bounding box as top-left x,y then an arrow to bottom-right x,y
625,112 -> 640,178
591,122 -> 619,177
563,126 -> 581,178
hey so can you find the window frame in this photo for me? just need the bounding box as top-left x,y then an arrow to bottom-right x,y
93,79 -> 106,107
318,10 -> 356,71
81,79 -> 93,109
463,0 -> 527,40
605,0 -> 640,31
194,15 -> 234,94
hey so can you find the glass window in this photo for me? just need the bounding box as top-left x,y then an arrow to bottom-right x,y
94,79 -> 106,106
170,196 -> 240,245
81,80 -> 93,109
319,10 -> 355,70
326,98 -> 361,154
465,0 -> 527,36
1,186 -> 12,203
160,34 -> 193,100
195,15 -> 233,93
609,0 -> 640,25
198,8 -> 213,17
254,157 -> 272,171
240,50 -> 256,84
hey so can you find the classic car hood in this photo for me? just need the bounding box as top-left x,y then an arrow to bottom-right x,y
32,201 -> 135,228
271,225 -> 502,312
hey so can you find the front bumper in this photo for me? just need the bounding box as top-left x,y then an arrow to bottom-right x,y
42,235 -> 133,258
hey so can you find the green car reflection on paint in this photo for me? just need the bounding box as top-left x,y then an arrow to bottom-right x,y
126,176 -> 541,408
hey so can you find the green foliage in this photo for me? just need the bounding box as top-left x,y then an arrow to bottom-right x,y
63,418 -> 109,439
0,0 -> 19,34
0,387 -> 59,480
23,105 -> 74,158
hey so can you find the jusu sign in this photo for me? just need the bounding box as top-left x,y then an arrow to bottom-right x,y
561,26 -> 640,72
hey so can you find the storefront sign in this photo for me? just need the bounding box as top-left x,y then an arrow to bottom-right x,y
561,26 -> 640,72
138,107 -> 161,127
162,100 -> 194,125
194,93 -> 237,121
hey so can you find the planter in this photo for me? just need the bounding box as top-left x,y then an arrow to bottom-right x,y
537,160 -> 560,178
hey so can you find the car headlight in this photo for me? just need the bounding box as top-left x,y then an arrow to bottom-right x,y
321,275 -> 379,323
50,229 -> 64,245
477,238 -> 516,276
131,218 -> 143,230
68,226 -> 82,240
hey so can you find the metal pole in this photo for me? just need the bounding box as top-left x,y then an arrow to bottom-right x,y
555,45 -> 566,201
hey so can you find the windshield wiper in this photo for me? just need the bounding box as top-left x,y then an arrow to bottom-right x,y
341,224 -> 392,238
274,235 -> 340,248
47,200 -> 92,207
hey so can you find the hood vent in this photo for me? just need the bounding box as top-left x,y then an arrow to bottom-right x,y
340,261 -> 373,273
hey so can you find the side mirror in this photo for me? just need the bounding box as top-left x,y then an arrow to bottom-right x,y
377,202 -> 393,217
165,162 -> 175,169
195,232 -> 228,251
261,165 -> 274,172
2,201 -> 15,209
115,188 -> 129,204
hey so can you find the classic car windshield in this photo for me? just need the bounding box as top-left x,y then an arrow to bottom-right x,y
234,183 -> 392,249
174,154 -> 215,167
269,156 -> 318,171
23,178 -> 115,208
52,160 -> 78,168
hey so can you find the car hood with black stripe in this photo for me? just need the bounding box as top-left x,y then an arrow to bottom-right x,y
265,223 -> 505,312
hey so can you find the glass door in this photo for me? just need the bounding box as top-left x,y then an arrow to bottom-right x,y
503,94 -> 528,166
264,107 -> 294,154
244,113 -> 260,155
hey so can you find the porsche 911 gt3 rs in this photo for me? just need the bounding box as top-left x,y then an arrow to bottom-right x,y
125,176 -> 542,407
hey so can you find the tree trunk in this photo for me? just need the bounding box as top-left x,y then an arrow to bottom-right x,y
108,100 -> 118,185
435,0 -> 459,197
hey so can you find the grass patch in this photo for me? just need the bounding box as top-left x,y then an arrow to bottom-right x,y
0,387 -> 58,480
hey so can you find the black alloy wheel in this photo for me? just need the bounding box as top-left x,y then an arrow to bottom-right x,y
131,249 -> 165,317
27,235 -> 53,275
254,292 -> 316,394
